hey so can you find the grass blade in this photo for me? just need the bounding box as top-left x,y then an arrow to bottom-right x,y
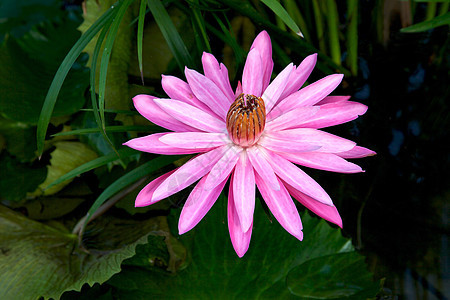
189,0 -> 212,53
90,10 -> 117,153
219,0 -> 348,75
260,0 -> 303,37
147,0 -> 195,70
209,13 -> 245,68
45,147 -> 138,190
283,0 -> 310,40
137,0 -> 147,85
346,0 -> 358,76
37,2 -> 119,156
400,12 -> 450,33
83,155 -> 182,227
98,0 -> 135,133
51,125 -> 160,136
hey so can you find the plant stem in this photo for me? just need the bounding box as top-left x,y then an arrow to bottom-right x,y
72,177 -> 148,243
312,0 -> 326,54
346,0 -> 358,76
326,0 -> 342,66
425,1 -> 437,21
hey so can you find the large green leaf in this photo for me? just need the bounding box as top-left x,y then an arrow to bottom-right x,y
0,119 -> 38,162
286,252 -> 381,299
0,0 -> 66,41
0,205 -> 169,299
108,198 -> 380,298
0,153 -> 46,202
0,21 -> 88,124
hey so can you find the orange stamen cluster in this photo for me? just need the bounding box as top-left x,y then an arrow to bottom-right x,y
226,93 -> 266,147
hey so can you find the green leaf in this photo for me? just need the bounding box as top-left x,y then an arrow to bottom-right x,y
36,2 -> 119,156
0,0 -> 66,41
147,0 -> 195,70
0,204 -> 168,299
261,0 -> 303,36
0,22 -> 88,125
108,199 -> 379,298
400,12 -> 450,33
0,119 -> 37,162
286,252 -> 378,298
0,154 -> 46,202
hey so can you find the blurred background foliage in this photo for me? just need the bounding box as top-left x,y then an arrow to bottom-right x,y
0,0 -> 448,299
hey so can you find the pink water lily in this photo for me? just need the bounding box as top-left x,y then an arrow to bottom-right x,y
124,31 -> 375,257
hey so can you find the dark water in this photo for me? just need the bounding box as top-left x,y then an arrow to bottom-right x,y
327,17 -> 450,300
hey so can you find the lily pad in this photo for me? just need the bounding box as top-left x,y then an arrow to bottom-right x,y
0,205 -> 169,299
108,196 -> 380,298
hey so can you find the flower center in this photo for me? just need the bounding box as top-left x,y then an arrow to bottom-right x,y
226,93 -> 266,147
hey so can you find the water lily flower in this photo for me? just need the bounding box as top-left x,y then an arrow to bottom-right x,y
124,31 -> 375,257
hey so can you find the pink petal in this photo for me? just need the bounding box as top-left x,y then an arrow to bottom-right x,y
316,95 -> 351,105
259,148 -> 333,206
135,170 -> 176,207
294,101 -> 368,129
242,48 -> 263,97
205,145 -> 242,190
124,133 -> 212,155
161,75 -> 214,113
235,81 -> 242,97
152,145 -> 230,201
228,176 -> 253,257
268,74 -> 344,121
133,95 -> 198,132
247,146 -> 280,190
280,152 -> 364,173
178,173 -> 228,234
250,31 -> 273,91
265,106 -> 320,132
255,173 -> 303,240
279,53 -> 318,100
185,67 -> 230,120
265,128 -> 356,153
285,182 -> 342,228
159,132 -> 230,149
336,146 -> 377,158
232,151 -> 255,232
154,99 -> 225,133
262,63 -> 294,113
258,134 -> 321,153
202,52 -> 235,102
